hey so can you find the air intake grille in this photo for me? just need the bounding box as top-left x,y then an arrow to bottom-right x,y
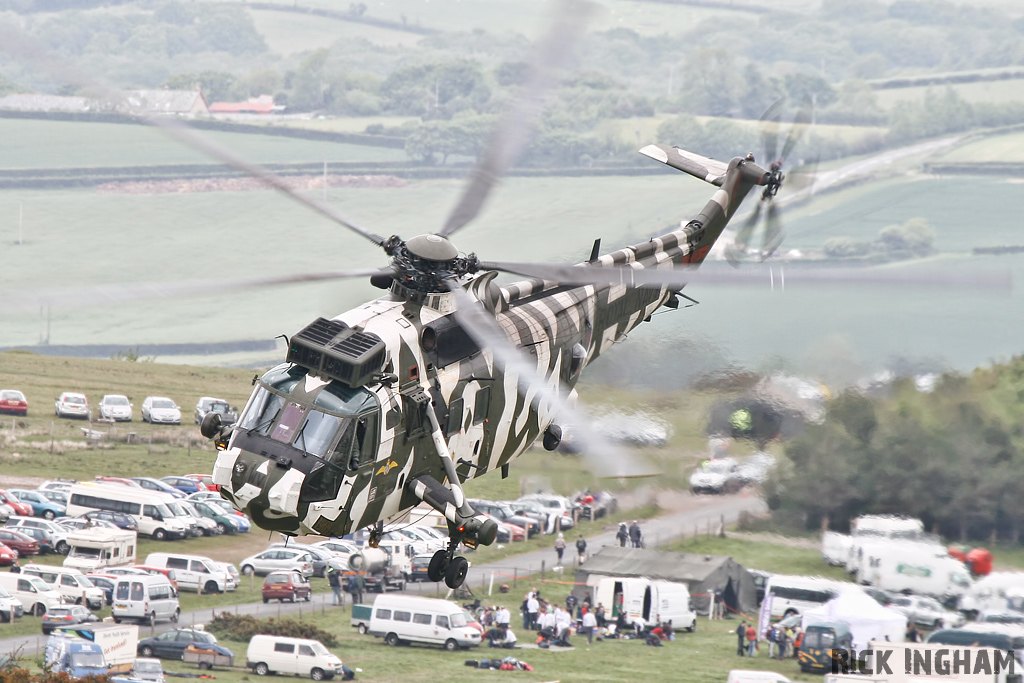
287,317 -> 387,388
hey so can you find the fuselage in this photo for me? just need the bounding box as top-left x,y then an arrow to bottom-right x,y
212,154 -> 767,538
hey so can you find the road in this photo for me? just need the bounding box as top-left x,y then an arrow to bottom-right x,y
0,491 -> 764,658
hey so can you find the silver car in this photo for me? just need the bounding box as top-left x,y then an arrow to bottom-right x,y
99,395 -> 133,422
239,548 -> 314,578
141,397 -> 181,425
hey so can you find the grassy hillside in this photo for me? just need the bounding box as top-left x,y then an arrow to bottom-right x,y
938,131 -> 1024,162
875,78 -> 1024,109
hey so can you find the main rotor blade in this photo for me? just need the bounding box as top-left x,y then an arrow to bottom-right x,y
760,99 -> 784,164
0,25 -> 386,248
439,0 -> 596,237
0,268 -> 393,314
447,284 -> 659,479
779,98 -> 813,165
480,260 -> 700,289
761,203 -> 784,260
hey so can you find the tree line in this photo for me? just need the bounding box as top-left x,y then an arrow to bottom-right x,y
764,356 -> 1024,544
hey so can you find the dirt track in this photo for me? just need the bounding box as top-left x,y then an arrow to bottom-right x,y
95,174 -> 406,194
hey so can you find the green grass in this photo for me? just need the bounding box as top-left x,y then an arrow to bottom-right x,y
0,119 -> 407,170
939,131 -> 1024,163
875,78 -> 1024,109
249,8 -> 424,53
665,534 -> 851,582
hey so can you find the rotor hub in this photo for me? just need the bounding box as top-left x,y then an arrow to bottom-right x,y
406,234 -> 459,262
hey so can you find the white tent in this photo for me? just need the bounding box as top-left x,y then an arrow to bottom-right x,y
800,586 -> 907,649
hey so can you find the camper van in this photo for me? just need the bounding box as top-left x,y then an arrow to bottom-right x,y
368,595 -> 482,650
67,483 -> 189,540
857,542 -> 972,601
62,528 -> 137,572
587,576 -> 697,632
246,635 -> 344,679
762,575 -> 847,619
0,572 -> 64,616
21,564 -> 105,610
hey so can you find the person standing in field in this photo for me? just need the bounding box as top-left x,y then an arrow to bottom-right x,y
554,533 -> 566,566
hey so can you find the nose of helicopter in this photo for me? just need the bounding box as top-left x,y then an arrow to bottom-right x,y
220,449 -> 305,533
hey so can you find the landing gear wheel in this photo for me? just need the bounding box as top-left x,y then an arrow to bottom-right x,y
427,550 -> 448,583
444,556 -> 469,589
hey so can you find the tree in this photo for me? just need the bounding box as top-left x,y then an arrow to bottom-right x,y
678,48 -> 745,117
824,237 -> 871,258
877,217 -> 935,256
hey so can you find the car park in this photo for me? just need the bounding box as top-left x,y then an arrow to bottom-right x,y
55,392 -> 89,419
140,397 -> 181,425
22,564 -> 105,609
160,476 -> 207,495
9,489 -> 66,520
0,572 -> 62,616
0,528 -> 39,558
240,549 -> 314,578
0,390 -> 27,416
98,395 -> 133,422
262,571 -> 312,603
137,629 -> 227,659
8,525 -> 54,555
130,477 -> 186,499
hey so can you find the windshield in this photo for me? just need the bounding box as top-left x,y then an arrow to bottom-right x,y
153,399 -> 175,409
135,661 -> 161,673
74,575 -> 94,588
0,586 -> 10,598
105,397 -> 129,406
310,642 -> 329,656
211,402 -> 229,414
450,612 -> 467,628
706,460 -> 733,474
167,503 -> 185,517
155,504 -> 172,518
804,630 -> 836,649
70,653 -> 106,668
66,396 -> 85,405
1,391 -> 23,400
70,547 -> 101,558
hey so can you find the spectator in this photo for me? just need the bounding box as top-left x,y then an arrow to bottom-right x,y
582,608 -> 598,644
575,535 -> 587,564
565,592 -> 578,616
767,625 -> 777,658
554,606 -> 572,644
746,623 -> 757,657
495,604 -> 510,629
594,603 -> 606,628
632,615 -> 646,638
737,621 -> 747,656
906,624 -> 920,643
629,521 -> 642,548
776,627 -> 788,659
327,567 -> 343,607
9,560 -> 19,574
554,533 -> 566,566
526,591 -> 540,630
616,522 -> 628,547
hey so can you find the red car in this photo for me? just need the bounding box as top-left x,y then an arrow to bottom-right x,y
0,390 -> 27,416
184,474 -> 218,492
0,528 -> 39,558
134,565 -> 179,593
0,542 -> 16,566
262,571 -> 311,603
0,490 -> 33,517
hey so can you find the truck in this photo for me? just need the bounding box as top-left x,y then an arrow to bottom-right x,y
348,547 -> 405,592
823,515 -> 930,573
44,633 -> 108,679
585,576 -> 697,631
824,640 -> 1020,683
63,528 -> 137,572
52,623 -> 140,674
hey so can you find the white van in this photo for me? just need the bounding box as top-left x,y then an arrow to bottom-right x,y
144,552 -> 232,594
857,542 -> 972,599
762,575 -> 847,619
246,635 -> 344,679
368,595 -> 482,651
587,576 -> 697,631
21,564 -> 105,610
63,528 -> 137,572
67,484 -> 189,540
0,572 -> 64,616
111,575 -> 179,626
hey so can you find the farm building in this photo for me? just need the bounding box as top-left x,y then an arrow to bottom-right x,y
0,94 -> 94,112
573,546 -> 758,616
116,89 -> 209,116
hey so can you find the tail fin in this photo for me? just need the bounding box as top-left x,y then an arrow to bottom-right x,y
639,144 -> 728,187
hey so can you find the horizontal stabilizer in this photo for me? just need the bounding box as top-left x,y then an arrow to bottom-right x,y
639,144 -> 728,186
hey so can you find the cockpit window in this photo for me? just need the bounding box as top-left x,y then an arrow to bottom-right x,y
271,403 -> 307,443
241,388 -> 287,435
297,411 -> 344,457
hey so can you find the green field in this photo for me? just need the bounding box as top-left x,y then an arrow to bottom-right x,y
0,119 -> 406,170
667,534 -> 850,582
939,131 -> 1024,162
875,77 -> 1024,109
249,9 -> 424,53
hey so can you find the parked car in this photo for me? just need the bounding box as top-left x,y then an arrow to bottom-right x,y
41,605 -> 99,634
55,392 -> 89,419
0,528 -> 39,558
6,516 -> 70,554
93,477 -> 142,489
131,477 -> 185,499
37,489 -> 68,507
240,549 -> 314,578
409,554 -> 433,582
141,397 -> 181,425
134,566 -> 180,593
38,480 -> 75,494
262,571 -> 312,603
160,477 -> 207,495
0,390 -> 27,416
79,510 -> 138,532
467,499 -> 539,537
13,526 -> 54,554
183,474 -> 218,493
8,489 -> 65,520
177,501 -> 221,537
0,490 -> 33,518
189,500 -> 240,535
0,542 -> 16,566
58,517 -> 118,532
201,499 -> 251,531
132,658 -> 166,683
887,595 -> 965,630
194,397 -> 236,426
86,574 -> 117,605
689,458 -> 743,494
137,629 -> 230,660
98,395 -> 132,422
186,491 -> 221,503
269,543 -> 331,578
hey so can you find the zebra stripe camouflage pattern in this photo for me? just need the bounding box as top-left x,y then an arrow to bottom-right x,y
211,152 -> 770,540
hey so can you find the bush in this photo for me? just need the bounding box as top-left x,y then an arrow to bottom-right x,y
208,612 -> 338,647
